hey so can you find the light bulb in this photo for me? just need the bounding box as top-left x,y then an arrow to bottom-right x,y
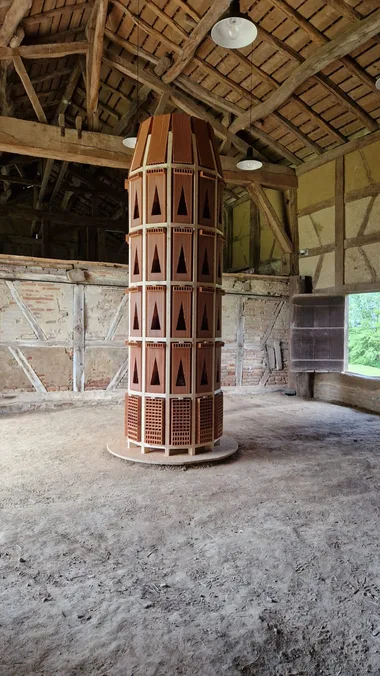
226,17 -> 241,41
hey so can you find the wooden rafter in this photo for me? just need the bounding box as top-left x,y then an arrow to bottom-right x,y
13,56 -> 47,123
230,11 -> 380,133
162,0 -> 231,83
86,0 -> 108,131
22,2 -> 91,28
257,25 -> 379,135
269,0 -> 379,93
0,0 -> 32,46
246,183 -> 292,255
0,42 -> 88,60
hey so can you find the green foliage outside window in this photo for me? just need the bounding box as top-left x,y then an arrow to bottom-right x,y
348,293 -> 380,371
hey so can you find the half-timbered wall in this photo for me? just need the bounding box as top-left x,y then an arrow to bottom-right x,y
0,256 -> 289,410
297,138 -> 380,413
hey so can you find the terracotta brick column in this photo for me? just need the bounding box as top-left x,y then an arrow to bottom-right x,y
125,113 -> 225,456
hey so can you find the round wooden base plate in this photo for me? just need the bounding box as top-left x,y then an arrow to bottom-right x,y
107,436 -> 238,466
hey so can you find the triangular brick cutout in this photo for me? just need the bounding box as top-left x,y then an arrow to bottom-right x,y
202,190 -> 211,220
133,192 -> 139,220
151,186 -> 161,216
176,303 -> 186,331
151,245 -> 161,274
200,359 -> 208,386
201,248 -> 210,276
217,306 -> 221,332
216,361 -> 220,384
201,304 -> 209,331
176,360 -> 186,387
151,303 -> 161,331
133,249 -> 139,276
133,303 -> 139,331
133,359 -> 139,384
176,246 -> 187,275
217,254 -> 222,279
150,359 -> 160,386
177,186 -> 188,216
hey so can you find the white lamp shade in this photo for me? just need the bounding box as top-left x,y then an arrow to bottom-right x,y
236,146 -> 262,171
236,157 -> 263,171
211,15 -> 257,49
122,135 -> 137,149
376,77 -> 380,91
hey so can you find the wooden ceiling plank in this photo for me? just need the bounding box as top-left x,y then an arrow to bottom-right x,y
23,2 -> 91,28
171,0 -> 200,23
232,49 -> 345,144
0,0 -> 32,47
86,0 -> 108,131
296,128 -> 380,175
49,161 -> 69,204
145,0 -> 188,40
246,182 -> 293,254
230,10 -> 380,134
324,0 -> 380,45
110,0 -> 181,54
13,56 -> 47,123
162,0 -> 231,83
0,42 -> 89,60
258,25 -> 379,134
249,125 -> 303,166
269,0 -> 379,98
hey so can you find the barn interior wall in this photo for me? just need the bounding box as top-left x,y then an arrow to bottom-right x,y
297,139 -> 380,413
0,256 -> 289,410
230,190 -> 283,275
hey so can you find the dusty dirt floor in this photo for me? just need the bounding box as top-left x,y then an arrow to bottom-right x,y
1,392 -> 380,676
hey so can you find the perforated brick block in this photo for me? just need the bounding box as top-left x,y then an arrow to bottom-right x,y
145,397 -> 165,445
146,342 -> 165,394
146,286 -> 166,338
196,395 -> 213,445
129,175 -> 142,228
172,286 -> 192,338
170,398 -> 192,446
198,231 -> 215,284
125,394 -> 142,442
130,232 -> 143,283
129,288 -> 142,338
129,342 -> 142,392
198,173 -> 216,227
214,391 -> 223,440
172,169 -> 193,224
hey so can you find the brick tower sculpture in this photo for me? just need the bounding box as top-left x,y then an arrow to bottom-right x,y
120,112 -> 233,462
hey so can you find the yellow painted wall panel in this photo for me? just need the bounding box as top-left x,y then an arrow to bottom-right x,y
298,161 -> 335,211
232,200 -> 250,269
315,251 -> 335,289
344,247 -> 371,285
298,215 -> 320,249
299,255 -> 319,279
345,197 -> 372,239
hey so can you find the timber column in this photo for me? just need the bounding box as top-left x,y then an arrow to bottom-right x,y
125,112 -> 225,457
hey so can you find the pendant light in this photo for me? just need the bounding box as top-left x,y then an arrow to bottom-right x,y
236,146 -> 262,171
211,0 -> 258,50
123,0 -> 140,149
236,50 -> 262,171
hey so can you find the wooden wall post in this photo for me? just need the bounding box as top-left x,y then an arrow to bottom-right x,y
249,200 -> 260,272
335,156 -> 345,291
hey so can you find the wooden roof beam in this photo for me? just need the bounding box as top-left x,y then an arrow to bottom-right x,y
0,42 -> 88,60
269,0 -> 379,98
3,205 -> 126,231
230,10 -> 380,134
102,51 -> 268,162
86,0 -> 108,131
162,0 -> 231,83
257,25 -> 379,135
246,183 -> 292,254
231,49 -> 345,145
0,0 -> 32,47
13,56 -> 47,123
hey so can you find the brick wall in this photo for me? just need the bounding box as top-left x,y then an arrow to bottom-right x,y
0,256 -> 289,402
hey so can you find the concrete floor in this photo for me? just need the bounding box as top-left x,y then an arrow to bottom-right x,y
1,393 -> 380,676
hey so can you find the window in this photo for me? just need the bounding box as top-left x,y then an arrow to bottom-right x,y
346,292 -> 380,379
